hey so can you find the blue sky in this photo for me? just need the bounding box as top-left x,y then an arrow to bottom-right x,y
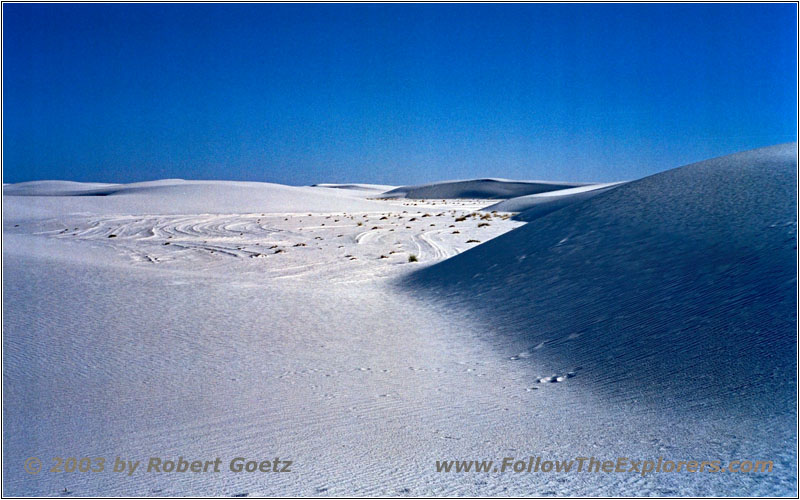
3,3 -> 797,185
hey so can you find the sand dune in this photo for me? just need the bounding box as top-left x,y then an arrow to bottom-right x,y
310,183 -> 397,192
485,182 -> 625,221
406,143 -> 797,417
3,179 -> 389,219
2,180 -> 122,196
380,178 -> 587,199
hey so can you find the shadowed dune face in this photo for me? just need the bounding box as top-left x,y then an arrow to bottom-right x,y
404,143 -> 798,415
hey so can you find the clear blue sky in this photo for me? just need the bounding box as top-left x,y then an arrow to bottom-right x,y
3,3 -> 797,185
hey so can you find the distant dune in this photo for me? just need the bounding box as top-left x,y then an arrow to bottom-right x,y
310,183 -> 397,192
2,180 -> 122,196
3,179 -> 388,218
379,178 -> 587,199
406,143 -> 797,415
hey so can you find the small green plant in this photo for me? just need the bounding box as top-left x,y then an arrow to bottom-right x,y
408,254 -> 418,262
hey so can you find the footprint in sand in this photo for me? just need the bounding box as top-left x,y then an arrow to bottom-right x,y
537,367 -> 581,384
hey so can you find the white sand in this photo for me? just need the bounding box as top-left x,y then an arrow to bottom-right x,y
3,145 -> 797,496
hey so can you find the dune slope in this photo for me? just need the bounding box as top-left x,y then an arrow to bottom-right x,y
405,143 -> 797,415
484,182 -> 625,221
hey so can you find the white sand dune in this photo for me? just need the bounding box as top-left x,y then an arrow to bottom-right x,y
484,182 -> 625,221
3,144 -> 797,496
379,178 -> 587,200
3,180 -> 123,195
310,183 -> 397,192
3,179 -> 390,220
407,142 -> 797,418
